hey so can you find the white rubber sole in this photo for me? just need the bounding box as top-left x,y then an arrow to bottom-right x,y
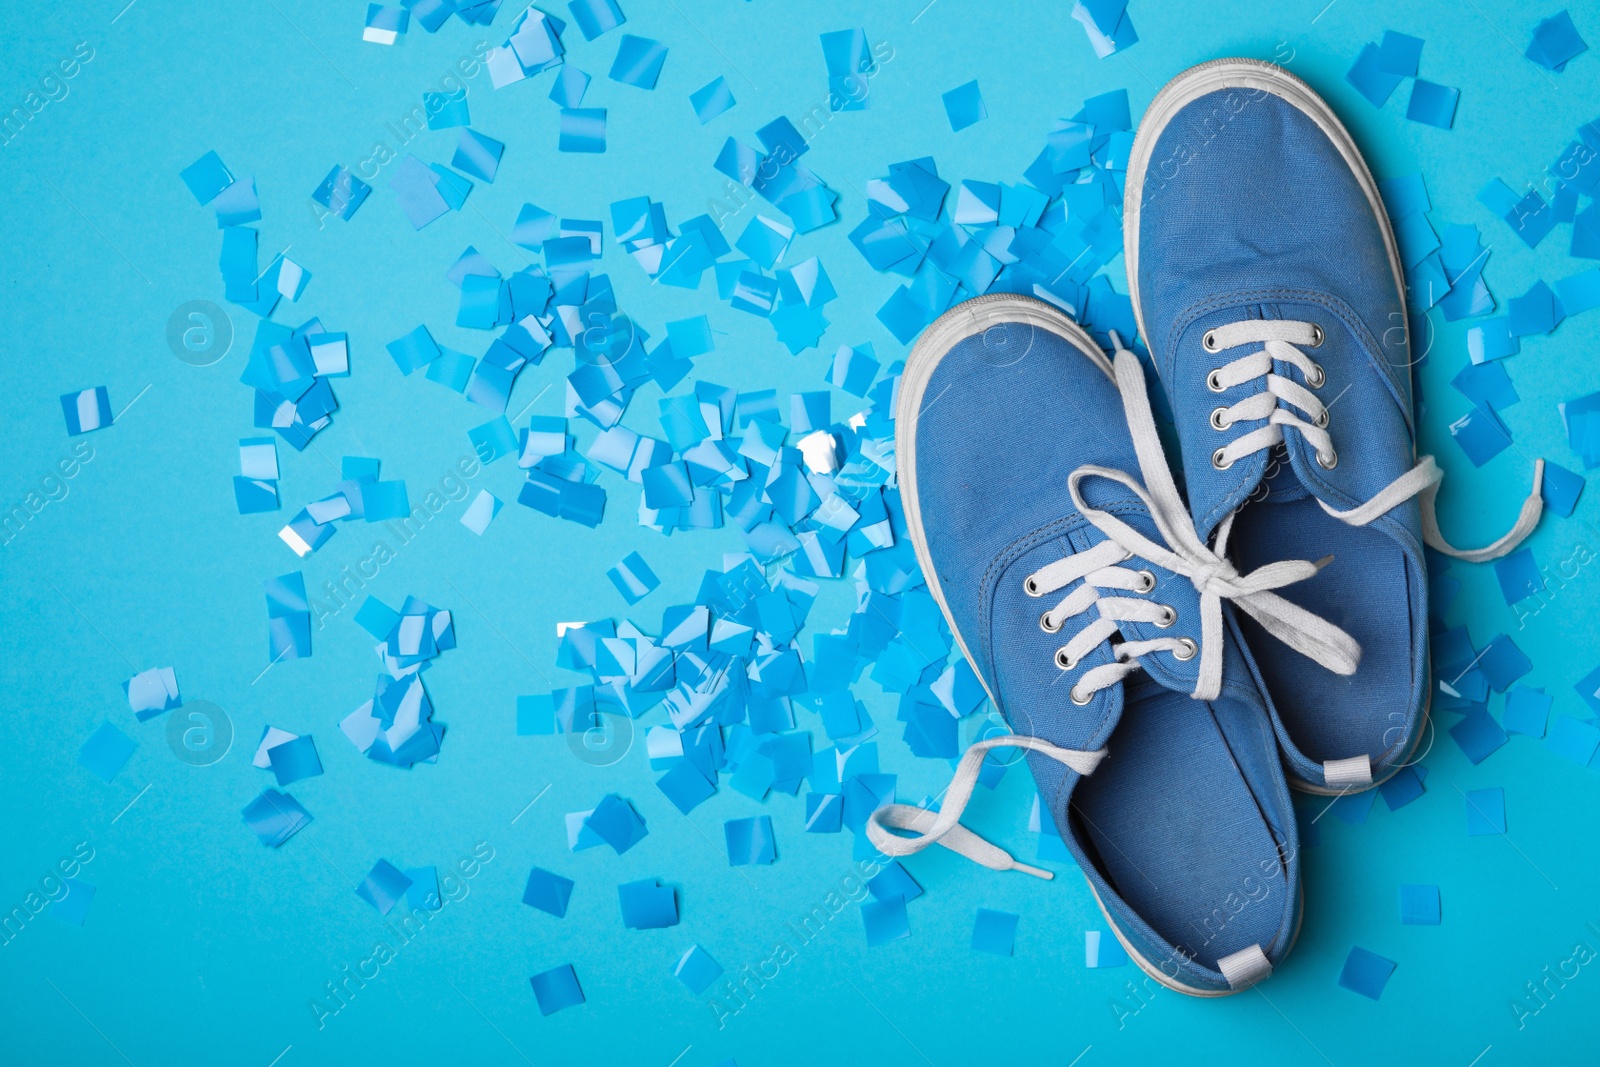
894,292 -> 1115,710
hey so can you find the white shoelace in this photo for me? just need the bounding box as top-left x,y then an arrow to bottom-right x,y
868,333 -> 1358,878
1204,319 -> 1543,563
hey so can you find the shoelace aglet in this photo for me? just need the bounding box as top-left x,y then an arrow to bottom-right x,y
1312,554 -> 1335,571
1011,861 -> 1054,880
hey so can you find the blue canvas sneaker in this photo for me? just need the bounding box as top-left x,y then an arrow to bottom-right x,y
1124,59 -> 1544,793
869,293 -> 1357,995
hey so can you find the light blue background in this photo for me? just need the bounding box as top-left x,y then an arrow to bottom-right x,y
3,1 -> 1599,1065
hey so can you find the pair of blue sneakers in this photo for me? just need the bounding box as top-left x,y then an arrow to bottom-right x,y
867,60 -> 1545,995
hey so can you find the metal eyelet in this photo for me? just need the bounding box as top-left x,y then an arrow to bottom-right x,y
1209,407 -> 1232,431
1155,606 -> 1177,629
1069,686 -> 1093,706
1135,569 -> 1156,593
1040,612 -> 1061,634
1055,648 -> 1075,670
1024,576 -> 1042,597
1206,369 -> 1225,393
1212,447 -> 1233,470
1310,324 -> 1325,347
1314,409 -> 1329,429
1202,330 -> 1221,353
1317,449 -> 1339,470
1307,363 -> 1326,388
1172,637 -> 1198,661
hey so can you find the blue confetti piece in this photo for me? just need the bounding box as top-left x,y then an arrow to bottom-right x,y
1547,715 -> 1600,765
1338,946 -> 1397,1000
1526,10 -> 1588,71
736,215 -> 793,269
618,878 -> 679,929
690,75 -> 736,124
1465,787 -> 1506,836
942,79 -> 987,132
820,28 -> 873,110
656,759 -> 716,814
78,722 -> 135,783
1493,547 -> 1543,604
405,867 -> 440,911
1376,30 -> 1425,76
1379,172 -> 1431,220
559,107 -> 607,153
1448,408 -> 1510,467
607,550 -> 660,604
569,0 -> 625,41
804,792 -> 842,832
124,666 -> 180,720
363,3 -> 409,44
972,908 -> 1018,956
1541,460 -> 1584,516
469,416 -> 518,465
1478,633 -> 1532,692
530,963 -> 585,1015
452,129 -> 505,183
50,878 -> 96,926
1452,360 -> 1518,415
241,788 -> 311,847
1331,788 -> 1379,825
610,34 -> 667,89
1379,764 -> 1428,811
1466,318 -> 1519,364
550,64 -> 591,108
389,155 -> 451,229
213,176 -> 261,228
1406,79 -> 1459,129
1449,707 -> 1508,765
586,793 -> 649,853
460,490 -> 501,535
1085,929 -> 1128,968
724,815 -> 776,865
180,150 -> 234,205
1508,280 -> 1564,336
1400,884 -> 1441,925
1346,43 -> 1403,108
61,386 -> 113,436
267,734 -> 323,786
1071,0 -> 1137,58
523,866 -> 576,917
312,165 -> 370,221
866,860 -> 923,903
861,894 -> 910,946
1503,686 -> 1551,736
234,477 -> 279,514
674,945 -> 724,994
356,860 -> 413,915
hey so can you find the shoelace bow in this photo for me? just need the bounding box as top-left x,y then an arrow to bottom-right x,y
867,333 -> 1358,878
1203,319 -> 1543,564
